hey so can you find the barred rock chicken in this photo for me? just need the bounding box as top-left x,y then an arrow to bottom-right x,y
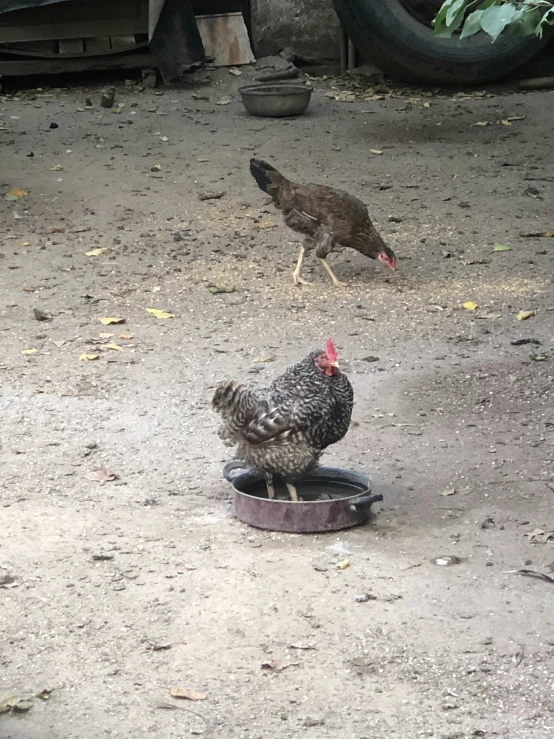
212,340 -> 353,501
250,158 -> 396,287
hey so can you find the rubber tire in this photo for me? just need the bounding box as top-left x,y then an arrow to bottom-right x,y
333,0 -> 547,85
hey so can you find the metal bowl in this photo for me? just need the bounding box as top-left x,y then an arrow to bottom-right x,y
223,461 -> 382,533
238,83 -> 313,118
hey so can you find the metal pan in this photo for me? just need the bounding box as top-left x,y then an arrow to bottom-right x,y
223,460 -> 383,534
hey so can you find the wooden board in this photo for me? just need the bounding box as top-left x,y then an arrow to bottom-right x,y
0,0 -> 148,43
0,50 -> 154,75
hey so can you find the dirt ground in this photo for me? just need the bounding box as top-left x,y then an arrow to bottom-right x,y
1,65 -> 554,739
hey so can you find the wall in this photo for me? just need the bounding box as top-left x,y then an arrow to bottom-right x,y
250,0 -> 340,63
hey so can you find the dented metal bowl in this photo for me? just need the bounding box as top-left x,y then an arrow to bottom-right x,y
223,461 -> 382,533
238,83 -> 313,117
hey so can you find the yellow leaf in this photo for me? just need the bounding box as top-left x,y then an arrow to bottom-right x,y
79,353 -> 99,361
462,301 -> 478,311
5,188 -> 28,201
119,333 -> 133,340
516,310 -> 535,321
99,317 -> 125,325
99,332 -> 114,339
146,308 -> 175,319
21,348 -> 38,355
151,164 -> 162,172
442,488 -> 456,497
50,164 -> 63,171
160,136 -> 169,142
336,559 -> 350,570
501,119 -> 511,126
169,686 -> 206,701
84,248 -> 107,257
474,121 -> 490,127
101,343 -> 123,352
20,241 -> 30,247
370,149 -> 383,155
423,102 -> 431,108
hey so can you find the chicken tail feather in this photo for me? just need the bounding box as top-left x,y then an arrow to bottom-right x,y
250,158 -> 287,199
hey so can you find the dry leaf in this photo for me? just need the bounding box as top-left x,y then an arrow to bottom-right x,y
21,348 -> 38,355
442,488 -> 456,496
336,559 -> 350,570
462,301 -> 478,311
119,333 -> 133,340
5,188 -> 28,201
151,164 -> 162,172
160,136 -> 169,142
169,686 -> 206,701
350,419 -> 360,427
50,164 -> 63,171
99,317 -> 125,325
216,96 -> 232,105
85,248 -> 107,257
21,241 -> 30,247
86,467 -> 118,483
492,244 -> 510,252
146,308 -> 175,319
500,120 -> 511,126
79,353 -> 99,361
252,356 -> 276,363
99,332 -> 114,339
369,149 -> 383,155
524,529 -> 554,544
0,692 -> 33,714
261,659 -> 298,672
517,310 -> 535,321
100,343 -> 123,352
473,121 -> 490,126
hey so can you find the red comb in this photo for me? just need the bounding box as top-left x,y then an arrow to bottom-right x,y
326,339 -> 337,362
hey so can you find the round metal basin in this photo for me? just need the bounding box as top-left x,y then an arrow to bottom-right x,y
238,84 -> 313,118
223,461 -> 382,533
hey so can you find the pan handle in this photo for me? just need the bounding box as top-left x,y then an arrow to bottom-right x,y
223,459 -> 252,482
349,493 -> 383,512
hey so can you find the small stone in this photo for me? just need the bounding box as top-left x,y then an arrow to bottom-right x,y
101,87 -> 116,108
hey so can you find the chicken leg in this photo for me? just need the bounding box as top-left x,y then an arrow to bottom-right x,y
265,473 -> 276,500
316,233 -> 346,288
292,245 -> 309,286
285,482 -> 299,502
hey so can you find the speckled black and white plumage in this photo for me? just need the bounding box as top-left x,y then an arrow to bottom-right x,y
212,349 -> 354,483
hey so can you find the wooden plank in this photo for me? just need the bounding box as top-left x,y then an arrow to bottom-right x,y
0,0 -> 148,44
0,51 -> 155,76
85,37 -> 113,56
58,38 -> 85,56
109,35 -> 137,53
1,40 -> 57,56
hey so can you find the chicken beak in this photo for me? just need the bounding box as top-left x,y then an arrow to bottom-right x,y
329,361 -> 339,369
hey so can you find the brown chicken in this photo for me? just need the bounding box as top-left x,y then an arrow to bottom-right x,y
212,340 -> 353,502
250,158 -> 396,287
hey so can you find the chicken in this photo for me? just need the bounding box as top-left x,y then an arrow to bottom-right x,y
212,340 -> 353,501
250,158 -> 396,287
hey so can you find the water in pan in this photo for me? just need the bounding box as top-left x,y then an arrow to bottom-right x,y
238,478 -> 365,502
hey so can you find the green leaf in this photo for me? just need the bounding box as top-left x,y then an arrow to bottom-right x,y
508,6 -> 543,37
493,244 -> 511,252
537,7 -> 554,38
460,9 -> 485,39
434,0 -> 471,37
480,4 -> 517,42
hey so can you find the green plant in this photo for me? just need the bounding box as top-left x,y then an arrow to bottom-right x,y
434,0 -> 554,41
